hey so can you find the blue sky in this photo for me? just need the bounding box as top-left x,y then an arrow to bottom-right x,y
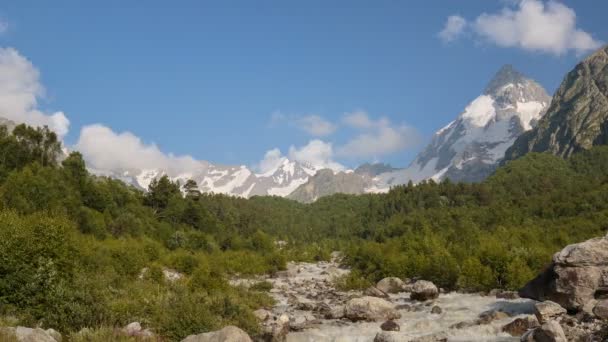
0,1 -> 606,171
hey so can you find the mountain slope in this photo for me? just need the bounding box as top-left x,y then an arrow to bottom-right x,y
505,45 -> 608,160
377,65 -> 550,186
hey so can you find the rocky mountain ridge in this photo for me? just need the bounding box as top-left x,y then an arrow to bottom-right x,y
505,45 -> 608,161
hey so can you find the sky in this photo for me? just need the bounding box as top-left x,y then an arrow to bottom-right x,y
0,0 -> 606,172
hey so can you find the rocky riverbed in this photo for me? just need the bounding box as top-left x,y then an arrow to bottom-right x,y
242,257 -> 540,342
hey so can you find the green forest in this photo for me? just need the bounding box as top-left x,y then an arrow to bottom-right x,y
0,123 -> 607,340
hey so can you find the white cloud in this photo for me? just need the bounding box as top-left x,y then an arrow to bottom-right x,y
269,111 -> 336,136
257,148 -> 287,174
0,48 -> 70,137
438,15 -> 467,43
296,115 -> 336,136
288,139 -> 344,171
441,0 -> 602,56
338,111 -> 420,159
75,124 -> 202,174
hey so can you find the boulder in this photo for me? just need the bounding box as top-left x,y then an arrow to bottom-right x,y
380,320 -> 400,332
431,306 -> 442,314
410,280 -> 439,301
592,299 -> 608,319
45,329 -> 62,342
533,320 -> 567,342
376,277 -> 405,294
123,322 -> 142,336
344,296 -> 401,322
181,326 -> 252,342
364,286 -> 389,298
0,327 -> 59,342
520,236 -> 608,311
534,301 -> 567,324
501,316 -> 539,336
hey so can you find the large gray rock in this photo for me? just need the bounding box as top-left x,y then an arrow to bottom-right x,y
344,296 -> 401,322
181,326 -> 252,342
520,235 -> 608,311
376,277 -> 405,294
534,301 -> 567,324
410,280 -> 439,301
533,320 -> 567,342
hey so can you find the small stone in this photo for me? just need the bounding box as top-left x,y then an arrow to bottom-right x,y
181,326 -> 252,342
431,306 -> 442,314
380,320 -> 400,332
253,309 -> 271,321
395,304 -> 411,311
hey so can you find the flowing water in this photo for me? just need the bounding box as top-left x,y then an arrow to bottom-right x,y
260,260 -> 536,342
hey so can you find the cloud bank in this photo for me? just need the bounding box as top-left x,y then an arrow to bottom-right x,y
338,111 -> 420,159
0,48 -> 70,137
260,111 -> 420,172
440,0 -> 602,55
75,124 -> 202,174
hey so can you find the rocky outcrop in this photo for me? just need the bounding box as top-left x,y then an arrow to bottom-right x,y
344,296 -> 401,322
519,235 -> 608,311
505,45 -> 608,160
410,280 -> 439,301
181,326 -> 252,342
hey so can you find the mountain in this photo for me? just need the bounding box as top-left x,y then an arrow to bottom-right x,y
376,65 -> 550,186
286,164 -> 398,203
90,65 -> 551,201
505,45 -> 608,161
93,158 -> 319,198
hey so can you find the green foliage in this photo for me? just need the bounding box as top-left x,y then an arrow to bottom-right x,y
1,123 -> 608,338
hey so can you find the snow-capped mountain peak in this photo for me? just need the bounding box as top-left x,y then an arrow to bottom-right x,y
376,65 -> 550,187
